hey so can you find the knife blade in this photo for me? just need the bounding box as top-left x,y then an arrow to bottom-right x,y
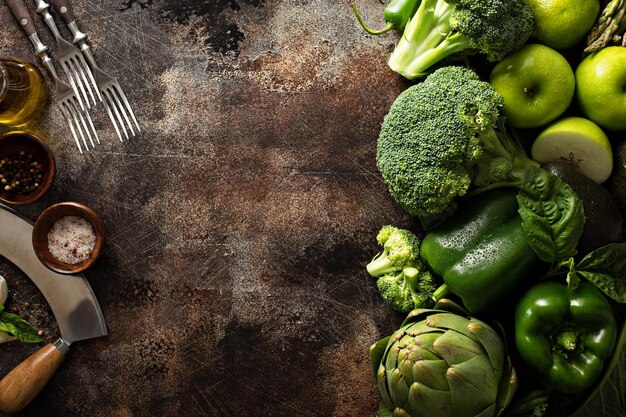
0,203 -> 107,413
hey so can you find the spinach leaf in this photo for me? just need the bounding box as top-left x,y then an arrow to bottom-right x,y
576,243 -> 626,303
516,166 -> 585,264
0,303 -> 43,343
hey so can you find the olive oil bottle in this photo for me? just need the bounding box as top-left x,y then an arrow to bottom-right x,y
0,57 -> 47,126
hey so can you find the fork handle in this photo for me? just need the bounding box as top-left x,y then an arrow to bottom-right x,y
48,0 -> 89,45
4,0 -> 38,36
48,0 -> 75,25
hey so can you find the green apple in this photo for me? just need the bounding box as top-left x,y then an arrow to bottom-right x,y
489,44 -> 575,129
576,46 -> 626,131
532,117 -> 613,183
523,0 -> 600,50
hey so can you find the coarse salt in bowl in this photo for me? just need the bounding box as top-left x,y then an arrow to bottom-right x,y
32,202 -> 105,274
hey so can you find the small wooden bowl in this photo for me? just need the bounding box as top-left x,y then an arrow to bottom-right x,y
0,131 -> 55,205
32,202 -> 105,274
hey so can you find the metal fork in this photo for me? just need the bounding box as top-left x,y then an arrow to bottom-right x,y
50,0 -> 141,142
4,0 -> 98,153
33,0 -> 100,110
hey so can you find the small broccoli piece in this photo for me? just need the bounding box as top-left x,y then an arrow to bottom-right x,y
367,225 -> 421,277
376,267 -> 420,313
376,268 -> 438,313
377,66 -> 538,220
388,0 -> 534,79
367,226 -> 439,313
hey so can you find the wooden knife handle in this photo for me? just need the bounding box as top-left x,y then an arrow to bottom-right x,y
48,0 -> 75,24
4,0 -> 38,36
0,342 -> 66,414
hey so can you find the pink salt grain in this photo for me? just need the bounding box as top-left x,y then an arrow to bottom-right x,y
47,216 -> 96,264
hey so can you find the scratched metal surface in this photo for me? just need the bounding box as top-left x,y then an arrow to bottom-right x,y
0,0 -> 413,416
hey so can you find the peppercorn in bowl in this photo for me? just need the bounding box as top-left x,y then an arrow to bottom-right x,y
32,202 -> 105,274
0,131 -> 55,205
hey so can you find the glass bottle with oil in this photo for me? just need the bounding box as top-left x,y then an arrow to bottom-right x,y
0,57 -> 47,126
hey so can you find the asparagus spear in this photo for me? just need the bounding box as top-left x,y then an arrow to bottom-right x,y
585,0 -> 626,53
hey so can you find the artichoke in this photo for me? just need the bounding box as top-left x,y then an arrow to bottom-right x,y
371,302 -> 517,417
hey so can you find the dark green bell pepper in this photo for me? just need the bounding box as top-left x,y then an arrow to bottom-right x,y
421,188 -> 539,314
515,280 -> 617,394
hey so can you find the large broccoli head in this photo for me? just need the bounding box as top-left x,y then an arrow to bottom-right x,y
376,66 -> 504,218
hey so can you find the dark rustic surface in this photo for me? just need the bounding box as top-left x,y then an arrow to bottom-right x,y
0,1 -> 413,415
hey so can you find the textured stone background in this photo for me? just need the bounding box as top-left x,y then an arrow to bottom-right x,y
0,1 -> 414,416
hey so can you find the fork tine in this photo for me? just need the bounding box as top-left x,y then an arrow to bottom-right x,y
103,89 -> 129,140
109,86 -> 135,137
74,101 -> 95,148
62,59 -> 90,110
82,100 -> 100,145
58,103 -> 83,153
71,55 -> 98,105
79,55 -> 101,103
59,62 -> 89,111
114,84 -> 140,133
102,98 -> 124,142
65,100 -> 89,151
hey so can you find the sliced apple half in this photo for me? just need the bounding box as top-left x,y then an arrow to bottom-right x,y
531,117 -> 613,183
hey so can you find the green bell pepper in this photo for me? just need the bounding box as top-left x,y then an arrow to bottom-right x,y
421,188 -> 539,314
515,280 -> 618,394
352,0 -> 420,35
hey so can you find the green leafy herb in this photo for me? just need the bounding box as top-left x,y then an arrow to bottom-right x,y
516,166 -> 585,263
0,303 -> 43,343
576,243 -> 626,303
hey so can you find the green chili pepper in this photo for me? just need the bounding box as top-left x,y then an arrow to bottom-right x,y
352,0 -> 420,35
421,188 -> 539,314
515,280 -> 618,394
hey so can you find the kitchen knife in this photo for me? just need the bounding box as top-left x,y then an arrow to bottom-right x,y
0,204 -> 107,413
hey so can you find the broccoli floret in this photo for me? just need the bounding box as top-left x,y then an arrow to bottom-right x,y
367,225 -> 421,277
388,0 -> 534,79
412,270 -> 437,309
367,226 -> 439,313
377,66 -> 538,220
376,268 -> 437,313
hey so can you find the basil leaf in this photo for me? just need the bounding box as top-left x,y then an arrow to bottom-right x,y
0,310 -> 43,343
516,166 -> 585,263
576,243 -> 626,303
